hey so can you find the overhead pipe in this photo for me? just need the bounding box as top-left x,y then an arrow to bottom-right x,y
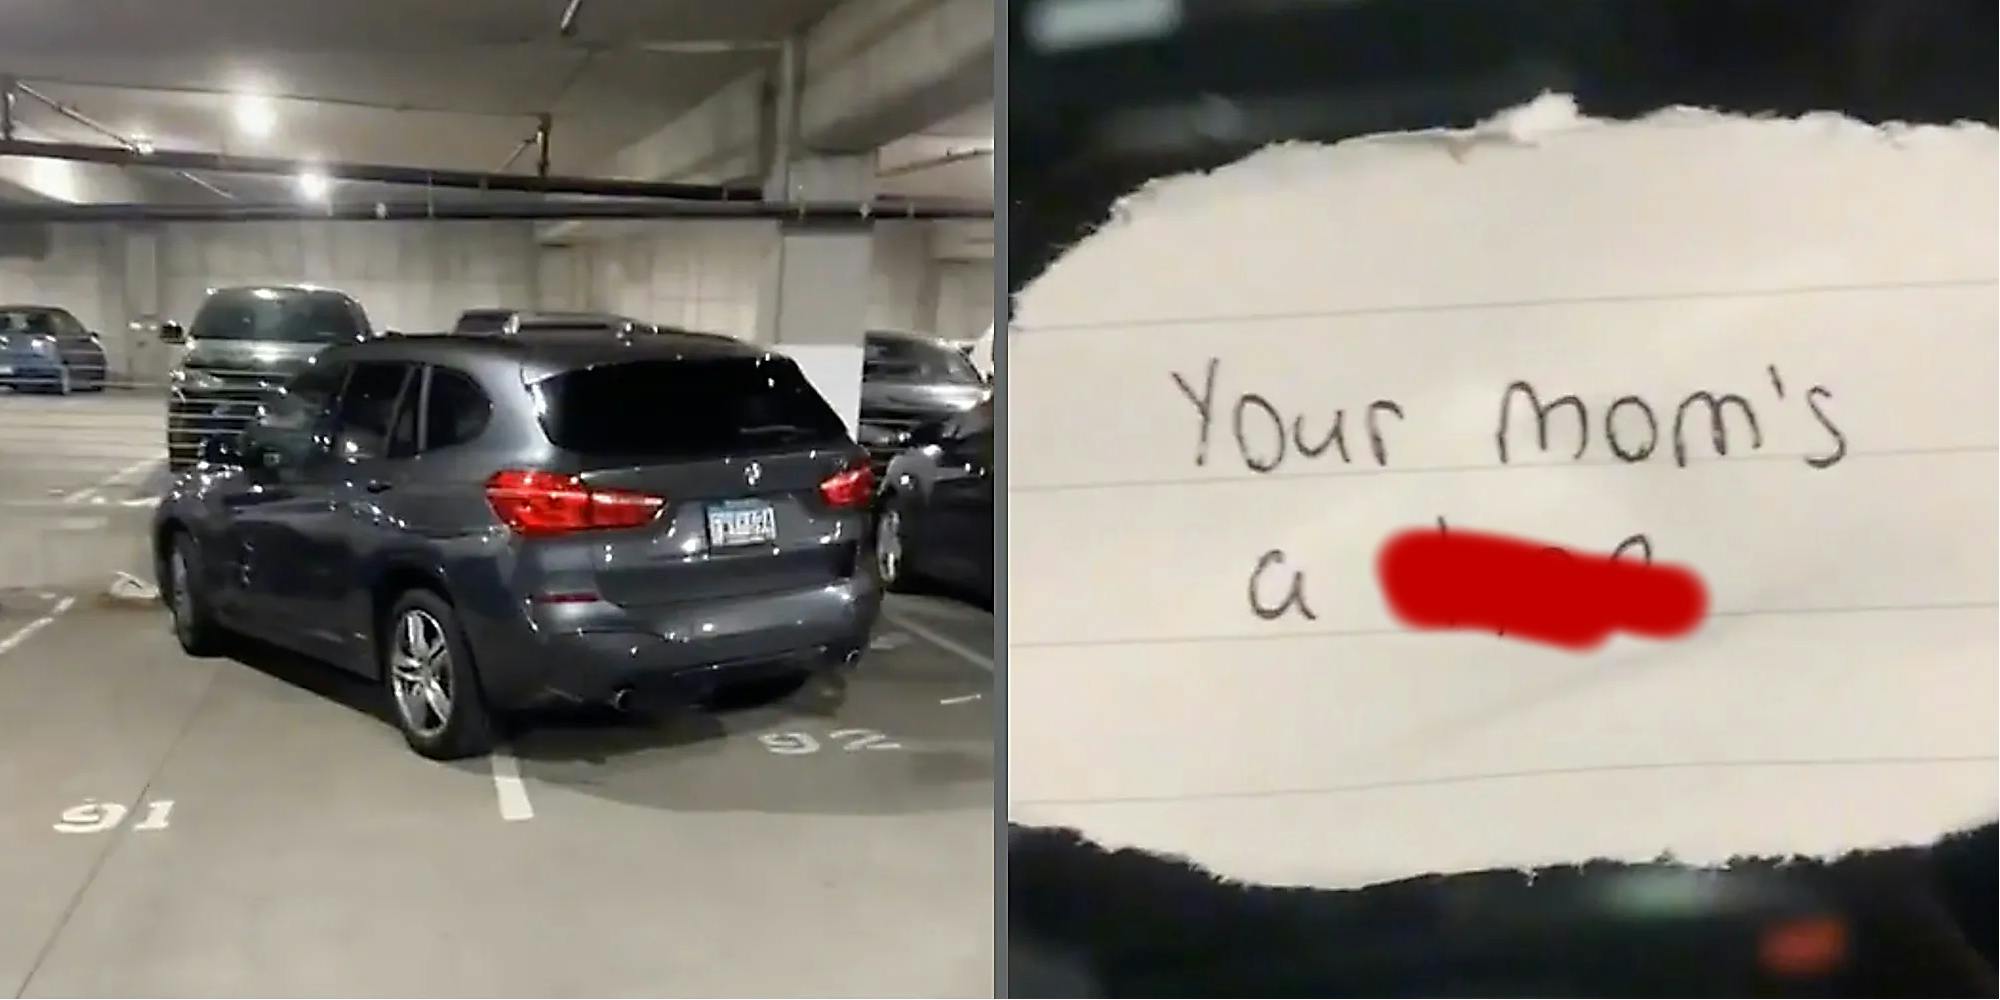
10,74 -> 539,119
0,138 -> 764,201
878,145 -> 995,178
0,137 -> 988,216
635,40 -> 784,54
769,37 -> 800,197
17,82 -> 141,147
495,134 -> 535,173
535,113 -> 552,179
10,84 -> 236,200
0,197 -> 993,223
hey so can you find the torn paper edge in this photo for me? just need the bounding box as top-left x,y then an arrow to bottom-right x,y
1017,817 -> 1999,897
1016,90 -> 1998,338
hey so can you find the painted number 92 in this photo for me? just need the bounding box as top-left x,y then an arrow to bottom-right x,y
759,729 -> 902,755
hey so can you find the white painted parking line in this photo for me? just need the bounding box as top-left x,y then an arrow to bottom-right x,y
893,593 -> 992,625
489,747 -> 535,822
880,611 -> 993,671
62,456 -> 161,505
0,596 -> 75,656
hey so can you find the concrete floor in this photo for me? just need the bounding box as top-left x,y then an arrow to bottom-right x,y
0,390 -> 996,998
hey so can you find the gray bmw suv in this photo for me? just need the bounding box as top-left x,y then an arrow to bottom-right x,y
153,329 -> 881,759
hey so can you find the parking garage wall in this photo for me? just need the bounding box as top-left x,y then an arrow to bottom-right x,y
934,258 -> 993,340
0,225 -> 125,365
0,222 -> 542,383
159,221 -> 539,338
0,220 -> 987,382
570,221 -> 770,339
561,219 -> 992,342
870,221 -> 940,335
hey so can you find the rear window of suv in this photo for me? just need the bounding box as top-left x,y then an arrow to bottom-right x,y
533,356 -> 847,458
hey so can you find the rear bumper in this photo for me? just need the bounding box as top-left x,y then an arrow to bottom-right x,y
0,356 -> 63,382
474,576 -> 883,709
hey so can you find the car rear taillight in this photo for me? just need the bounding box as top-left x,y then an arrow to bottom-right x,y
484,469 -> 665,537
819,463 -> 874,509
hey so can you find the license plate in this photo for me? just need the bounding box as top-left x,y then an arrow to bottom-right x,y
0,366 -> 12,376
706,499 -> 777,547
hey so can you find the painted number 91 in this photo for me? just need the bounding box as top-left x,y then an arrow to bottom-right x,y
53,799 -> 174,834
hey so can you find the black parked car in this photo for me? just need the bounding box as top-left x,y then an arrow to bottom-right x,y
153,331 -> 881,759
874,398 -> 993,603
0,305 -> 109,393
164,285 -> 377,472
858,330 -> 990,474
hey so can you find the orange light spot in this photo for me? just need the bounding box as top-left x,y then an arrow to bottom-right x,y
1761,915 -> 1849,977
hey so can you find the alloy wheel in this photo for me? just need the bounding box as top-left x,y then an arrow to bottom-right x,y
169,546 -> 194,640
389,609 -> 454,738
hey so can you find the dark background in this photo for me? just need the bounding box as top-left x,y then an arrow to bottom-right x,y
1007,0 -> 1998,296
1003,2 -> 1996,993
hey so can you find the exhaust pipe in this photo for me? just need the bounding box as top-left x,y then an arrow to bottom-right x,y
610,687 -> 633,712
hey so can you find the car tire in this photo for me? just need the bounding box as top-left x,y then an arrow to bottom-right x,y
382,590 -> 496,761
164,531 -> 226,657
874,491 -> 915,592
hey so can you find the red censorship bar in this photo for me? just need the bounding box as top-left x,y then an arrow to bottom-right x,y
1376,526 -> 1708,650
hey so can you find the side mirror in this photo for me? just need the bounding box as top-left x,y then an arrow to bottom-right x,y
158,321 -> 185,344
197,434 -> 241,467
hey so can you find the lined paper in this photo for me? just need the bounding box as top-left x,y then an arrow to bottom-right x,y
1005,96 -> 1999,889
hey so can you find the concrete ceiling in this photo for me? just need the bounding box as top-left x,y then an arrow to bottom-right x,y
878,100 -> 993,200
0,0 -> 846,198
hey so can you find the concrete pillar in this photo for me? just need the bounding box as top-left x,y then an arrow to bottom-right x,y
916,248 -> 942,335
120,225 -> 167,384
755,152 -> 876,436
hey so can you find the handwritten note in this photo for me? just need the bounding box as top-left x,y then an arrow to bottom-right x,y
1006,96 -> 1998,889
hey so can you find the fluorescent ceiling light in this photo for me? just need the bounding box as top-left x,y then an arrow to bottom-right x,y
25,157 -> 80,203
234,95 -> 275,137
295,169 -> 330,201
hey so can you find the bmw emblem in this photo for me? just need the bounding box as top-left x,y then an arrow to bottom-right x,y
744,461 -> 762,487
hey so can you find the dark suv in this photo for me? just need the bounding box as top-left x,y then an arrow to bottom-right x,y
153,331 -> 881,759
165,285 -> 376,471
875,398 -> 993,602
858,330 -> 989,474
